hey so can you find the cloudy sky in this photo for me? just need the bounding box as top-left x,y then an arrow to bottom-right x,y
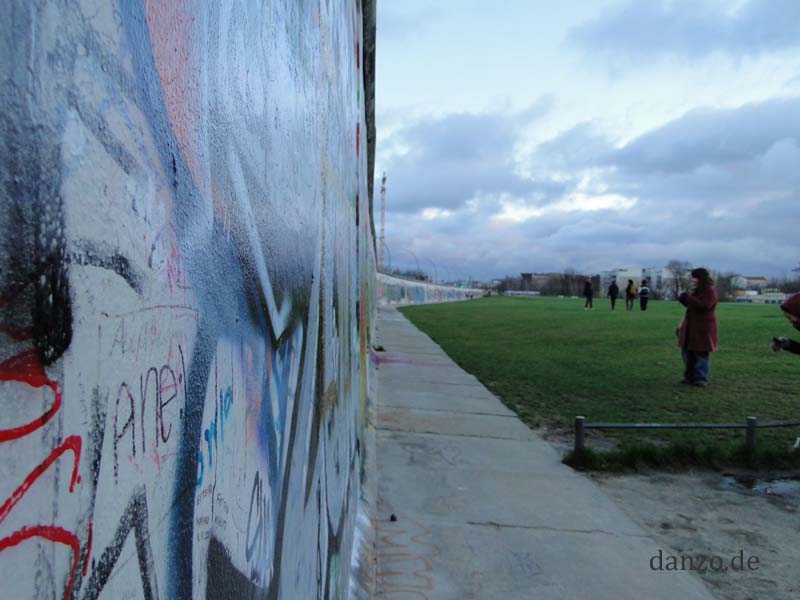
375,0 -> 800,281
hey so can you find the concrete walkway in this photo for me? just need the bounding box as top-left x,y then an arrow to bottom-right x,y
374,305 -> 715,600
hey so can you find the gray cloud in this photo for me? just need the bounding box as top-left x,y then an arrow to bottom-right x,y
379,98 -> 559,213
382,96 -> 800,280
568,0 -> 800,63
613,97 -> 800,174
534,122 -> 615,171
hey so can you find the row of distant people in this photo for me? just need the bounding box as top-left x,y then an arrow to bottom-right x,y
582,278 -> 649,311
582,269 -> 800,387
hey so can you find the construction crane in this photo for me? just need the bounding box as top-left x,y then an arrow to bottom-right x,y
379,172 -> 387,270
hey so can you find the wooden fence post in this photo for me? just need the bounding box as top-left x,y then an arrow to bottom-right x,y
574,416 -> 585,453
745,416 -> 757,452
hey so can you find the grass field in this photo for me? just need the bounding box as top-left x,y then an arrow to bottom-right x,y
399,296 -> 800,470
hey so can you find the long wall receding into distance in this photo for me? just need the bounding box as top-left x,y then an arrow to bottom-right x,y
0,1 -> 376,598
378,273 -> 484,306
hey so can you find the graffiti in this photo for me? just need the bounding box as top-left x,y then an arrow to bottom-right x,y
196,368 -> 234,489
0,350 -> 62,442
206,536 -> 266,600
0,436 -> 85,600
80,488 -> 159,600
377,273 -> 483,306
0,0 -> 376,599
0,435 -> 82,523
0,526 -> 83,600
112,353 -> 186,480
376,518 -> 439,600
245,471 -> 271,587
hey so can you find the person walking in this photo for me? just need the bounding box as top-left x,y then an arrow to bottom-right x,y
639,279 -> 650,311
625,279 -> 637,311
772,292 -> 800,355
607,279 -> 619,310
677,268 -> 718,387
583,278 -> 594,310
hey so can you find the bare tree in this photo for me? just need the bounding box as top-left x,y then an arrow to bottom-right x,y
715,272 -> 740,302
665,259 -> 692,298
780,278 -> 800,294
561,268 -> 580,296
770,276 -> 800,294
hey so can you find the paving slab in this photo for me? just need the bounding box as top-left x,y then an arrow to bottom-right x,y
378,406 -> 532,440
374,305 -> 714,600
379,391 -> 516,417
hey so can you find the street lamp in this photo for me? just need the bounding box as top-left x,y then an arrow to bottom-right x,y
423,258 -> 439,283
439,265 -> 454,284
399,248 -> 421,276
382,244 -> 392,273
450,266 -> 468,286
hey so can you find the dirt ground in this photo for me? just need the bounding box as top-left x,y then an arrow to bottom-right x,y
595,470 -> 800,599
592,471 -> 800,599
538,428 -> 800,599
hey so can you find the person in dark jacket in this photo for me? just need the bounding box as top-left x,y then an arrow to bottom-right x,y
625,280 -> 636,311
772,292 -> 800,355
677,268 -> 718,387
583,279 -> 594,310
639,279 -> 650,311
607,280 -> 619,310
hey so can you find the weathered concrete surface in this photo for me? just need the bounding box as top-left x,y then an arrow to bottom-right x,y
378,273 -> 483,306
374,306 -> 715,600
0,1 -> 376,598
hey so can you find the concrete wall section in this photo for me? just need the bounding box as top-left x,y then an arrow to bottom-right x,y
0,1 -> 375,598
378,274 -> 484,306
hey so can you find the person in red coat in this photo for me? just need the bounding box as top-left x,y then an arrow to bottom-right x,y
772,292 -> 800,355
677,268 -> 718,387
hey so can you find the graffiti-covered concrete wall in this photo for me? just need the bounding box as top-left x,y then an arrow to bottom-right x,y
0,1 -> 376,598
378,273 -> 483,306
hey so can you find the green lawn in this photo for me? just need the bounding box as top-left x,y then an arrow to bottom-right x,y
399,296 -> 800,469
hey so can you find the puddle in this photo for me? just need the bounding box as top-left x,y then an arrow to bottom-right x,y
722,474 -> 800,499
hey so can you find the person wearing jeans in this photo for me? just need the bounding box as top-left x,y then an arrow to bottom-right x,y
681,349 -> 709,384
677,268 -> 719,387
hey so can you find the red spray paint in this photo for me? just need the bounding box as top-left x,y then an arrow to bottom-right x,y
0,350 -> 62,442
0,525 -> 81,600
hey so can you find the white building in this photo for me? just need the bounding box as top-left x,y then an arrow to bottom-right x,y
733,275 -> 769,291
600,266 -> 645,294
643,266 -> 671,293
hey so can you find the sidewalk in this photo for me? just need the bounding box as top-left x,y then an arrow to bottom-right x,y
374,305 -> 715,600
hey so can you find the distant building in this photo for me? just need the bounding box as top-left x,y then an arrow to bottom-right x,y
600,266 -> 644,294
643,267 -> 669,292
504,290 -> 541,297
521,272 -> 564,291
738,276 -> 768,290
762,289 -> 787,304
734,289 -> 786,304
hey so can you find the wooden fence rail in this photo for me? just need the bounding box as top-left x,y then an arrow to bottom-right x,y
573,415 -> 800,454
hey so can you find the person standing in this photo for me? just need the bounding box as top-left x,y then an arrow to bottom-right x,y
677,268 -> 718,387
583,278 -> 594,310
625,279 -> 637,311
607,279 -> 619,310
639,279 -> 650,311
772,292 -> 800,355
